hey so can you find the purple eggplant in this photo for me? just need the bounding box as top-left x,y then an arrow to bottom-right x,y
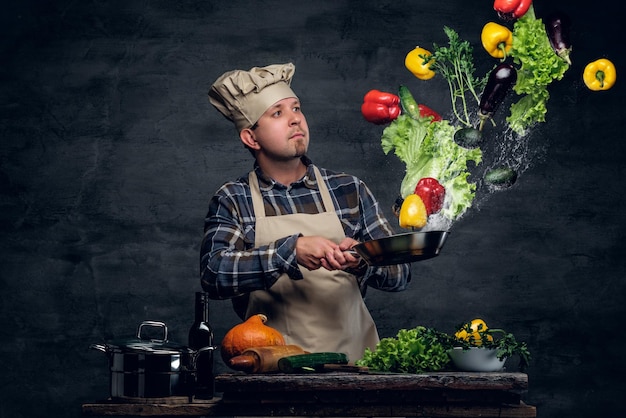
478,63 -> 517,127
545,12 -> 572,65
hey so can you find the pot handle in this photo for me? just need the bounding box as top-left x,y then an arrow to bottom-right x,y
197,345 -> 217,354
190,345 -> 217,368
89,343 -> 108,353
137,320 -> 168,342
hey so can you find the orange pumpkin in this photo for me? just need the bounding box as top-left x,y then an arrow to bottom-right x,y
220,313 -> 285,363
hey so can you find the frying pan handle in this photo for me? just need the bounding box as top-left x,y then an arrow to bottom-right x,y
346,249 -> 360,257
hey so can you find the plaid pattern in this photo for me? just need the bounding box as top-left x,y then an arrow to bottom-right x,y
200,157 -> 411,299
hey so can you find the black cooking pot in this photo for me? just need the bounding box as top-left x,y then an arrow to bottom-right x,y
91,321 -> 214,399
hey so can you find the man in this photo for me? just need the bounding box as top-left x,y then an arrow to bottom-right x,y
201,63 -> 410,362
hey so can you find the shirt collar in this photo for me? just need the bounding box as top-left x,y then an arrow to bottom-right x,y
253,156 -> 318,191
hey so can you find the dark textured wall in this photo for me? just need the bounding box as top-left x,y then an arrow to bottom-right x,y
1,0 -> 624,417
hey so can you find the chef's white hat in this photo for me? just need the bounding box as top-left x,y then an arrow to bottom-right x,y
209,63 -> 298,131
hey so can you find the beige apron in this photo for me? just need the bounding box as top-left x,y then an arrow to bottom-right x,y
244,166 -> 379,363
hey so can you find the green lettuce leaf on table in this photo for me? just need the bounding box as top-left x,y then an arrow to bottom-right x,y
356,326 -> 451,373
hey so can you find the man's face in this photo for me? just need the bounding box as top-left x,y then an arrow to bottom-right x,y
248,97 -> 309,161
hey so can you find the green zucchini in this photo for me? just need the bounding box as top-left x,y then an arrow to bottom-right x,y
485,166 -> 518,188
277,352 -> 349,373
398,85 -> 421,120
454,127 -> 483,149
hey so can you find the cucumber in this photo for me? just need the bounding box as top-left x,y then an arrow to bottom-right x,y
454,127 -> 483,149
277,352 -> 349,373
398,85 -> 421,120
485,166 -> 517,188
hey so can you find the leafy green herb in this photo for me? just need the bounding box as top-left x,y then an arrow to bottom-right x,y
356,326 -> 451,373
453,322 -> 532,371
507,6 -> 570,135
356,323 -> 532,373
486,330 -> 531,371
381,114 -> 482,220
430,26 -> 488,127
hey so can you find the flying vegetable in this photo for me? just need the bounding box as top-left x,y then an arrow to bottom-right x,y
545,12 -> 572,65
404,47 -> 436,80
414,178 -> 445,216
479,62 -> 517,129
398,85 -> 442,122
398,194 -> 427,229
361,89 -> 401,124
428,26 -> 486,128
481,22 -> 513,60
583,58 -> 616,91
494,0 -> 532,20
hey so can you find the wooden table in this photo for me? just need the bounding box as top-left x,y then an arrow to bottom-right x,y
82,372 -> 536,417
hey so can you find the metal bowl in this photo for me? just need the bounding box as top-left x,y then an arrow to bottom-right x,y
352,230 -> 449,266
448,347 -> 506,372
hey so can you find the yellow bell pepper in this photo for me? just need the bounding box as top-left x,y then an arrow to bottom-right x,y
398,194 -> 427,229
405,47 -> 436,80
455,318 -> 494,346
481,22 -> 513,60
583,58 -> 616,91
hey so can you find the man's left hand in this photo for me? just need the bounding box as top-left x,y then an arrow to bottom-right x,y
320,237 -> 361,271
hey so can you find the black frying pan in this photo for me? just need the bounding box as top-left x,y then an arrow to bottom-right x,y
350,230 -> 449,266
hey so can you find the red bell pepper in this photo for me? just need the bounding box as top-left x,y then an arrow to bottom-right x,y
414,178 -> 445,216
493,0 -> 532,20
361,90 -> 401,125
418,104 -> 442,122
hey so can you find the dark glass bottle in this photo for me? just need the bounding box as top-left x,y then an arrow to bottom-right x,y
188,292 -> 214,399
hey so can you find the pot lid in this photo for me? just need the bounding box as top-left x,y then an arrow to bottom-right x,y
103,321 -> 193,354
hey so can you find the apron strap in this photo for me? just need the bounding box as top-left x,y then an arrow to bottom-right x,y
249,170 -> 266,219
311,166 -> 336,214
248,166 -> 336,218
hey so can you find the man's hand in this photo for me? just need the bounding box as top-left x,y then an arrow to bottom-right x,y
295,236 -> 340,270
320,237 -> 361,271
296,236 -> 361,271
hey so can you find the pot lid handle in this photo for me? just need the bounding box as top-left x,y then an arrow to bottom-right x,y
137,321 -> 168,342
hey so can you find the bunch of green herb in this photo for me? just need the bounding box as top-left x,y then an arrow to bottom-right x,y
454,323 -> 532,371
430,26 -> 488,128
507,6 -> 570,135
355,326 -> 451,373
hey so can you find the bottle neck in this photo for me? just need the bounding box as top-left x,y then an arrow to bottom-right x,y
195,292 -> 210,322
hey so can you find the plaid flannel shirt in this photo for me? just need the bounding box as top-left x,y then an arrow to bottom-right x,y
200,157 -> 411,299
